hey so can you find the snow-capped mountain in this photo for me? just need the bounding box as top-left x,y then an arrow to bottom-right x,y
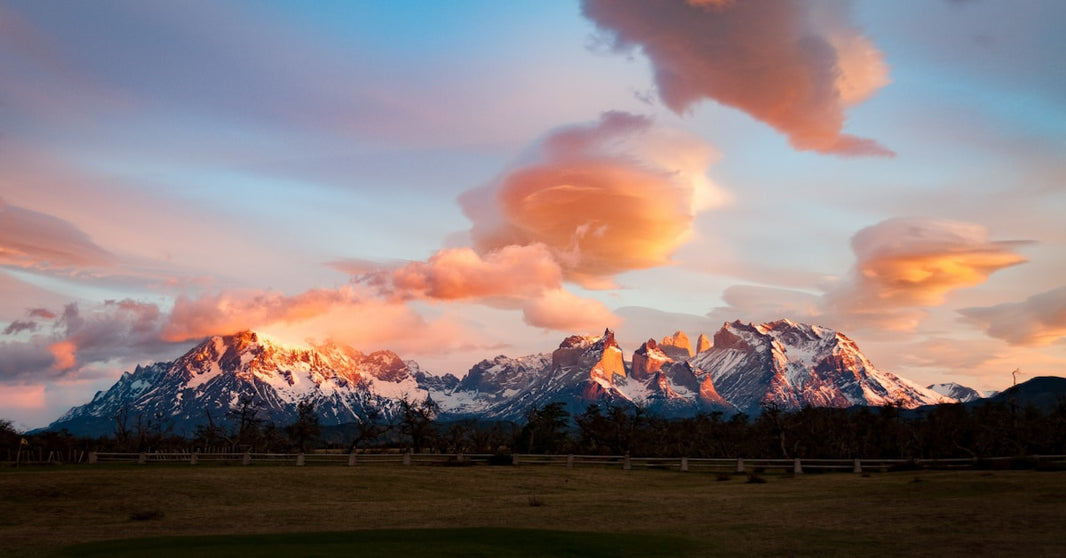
46,320 -> 956,436
927,382 -> 983,403
49,331 -> 455,437
690,320 -> 950,414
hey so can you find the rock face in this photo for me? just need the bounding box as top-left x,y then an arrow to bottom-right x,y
695,333 -> 712,354
631,339 -> 671,381
690,320 -> 951,415
659,331 -> 693,360
46,320 -> 957,436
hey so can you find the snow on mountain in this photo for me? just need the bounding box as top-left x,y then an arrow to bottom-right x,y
927,382 -> 983,403
47,320 -> 959,436
690,320 -> 952,414
48,331 -> 451,437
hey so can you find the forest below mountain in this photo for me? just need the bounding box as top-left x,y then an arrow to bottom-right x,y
5,388 -> 1066,463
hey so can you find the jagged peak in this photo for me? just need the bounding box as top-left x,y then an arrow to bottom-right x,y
695,333 -> 711,354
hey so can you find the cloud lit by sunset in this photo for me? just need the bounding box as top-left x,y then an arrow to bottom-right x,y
0,0 -> 1063,427
582,0 -> 892,155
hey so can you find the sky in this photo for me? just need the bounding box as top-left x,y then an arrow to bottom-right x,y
1,0 -> 1064,429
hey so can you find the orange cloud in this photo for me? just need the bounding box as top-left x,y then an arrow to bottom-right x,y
460,111 -> 722,287
581,0 -> 891,156
707,218 -> 1028,333
365,244 -> 563,302
960,286 -> 1066,346
521,288 -> 619,332
162,287 -> 365,342
824,217 -> 1026,330
47,340 -> 77,370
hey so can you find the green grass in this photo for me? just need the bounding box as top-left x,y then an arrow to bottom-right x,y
2,463 -> 1065,557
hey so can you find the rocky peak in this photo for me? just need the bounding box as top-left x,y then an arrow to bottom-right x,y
712,322 -> 754,352
660,330 -> 693,360
695,333 -> 711,354
632,338 -> 672,381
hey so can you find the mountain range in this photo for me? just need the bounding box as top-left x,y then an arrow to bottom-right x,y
47,319 -> 960,437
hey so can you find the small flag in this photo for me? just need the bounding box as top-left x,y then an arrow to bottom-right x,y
20,437 -> 29,446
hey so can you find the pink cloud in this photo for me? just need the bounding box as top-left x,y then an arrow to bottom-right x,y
521,289 -> 619,332
364,244 -> 563,302
960,286 -> 1066,346
0,200 -> 115,272
162,287 -> 366,342
460,111 -> 722,287
581,0 -> 892,155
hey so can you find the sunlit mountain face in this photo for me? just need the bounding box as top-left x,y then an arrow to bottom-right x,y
1,1 -> 1063,430
46,320 -> 955,436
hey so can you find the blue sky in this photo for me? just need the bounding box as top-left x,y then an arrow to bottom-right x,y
1,0 -> 1064,428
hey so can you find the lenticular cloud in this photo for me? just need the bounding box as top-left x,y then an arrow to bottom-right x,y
459,111 -> 723,288
582,0 -> 892,156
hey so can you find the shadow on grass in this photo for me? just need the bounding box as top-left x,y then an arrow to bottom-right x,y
58,527 -> 695,557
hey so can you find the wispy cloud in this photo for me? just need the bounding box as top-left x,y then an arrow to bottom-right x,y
960,286 -> 1066,346
0,200 -> 115,272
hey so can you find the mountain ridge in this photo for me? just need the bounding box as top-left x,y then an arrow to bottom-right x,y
46,320 -> 964,436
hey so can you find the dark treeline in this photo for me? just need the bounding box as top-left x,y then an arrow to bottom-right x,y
4,397 -> 1066,462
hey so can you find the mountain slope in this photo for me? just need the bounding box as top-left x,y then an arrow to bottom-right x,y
47,320 -> 959,436
48,331 -> 451,437
689,320 -> 950,414
928,382 -> 983,403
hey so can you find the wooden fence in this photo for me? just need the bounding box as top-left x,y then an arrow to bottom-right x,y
78,452 -> 1066,473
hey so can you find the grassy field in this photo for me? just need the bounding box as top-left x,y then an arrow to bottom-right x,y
2,462 -> 1065,556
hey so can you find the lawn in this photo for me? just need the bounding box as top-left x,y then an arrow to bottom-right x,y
2,463 -> 1064,556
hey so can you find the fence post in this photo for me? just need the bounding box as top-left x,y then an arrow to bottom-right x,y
297,453 -> 305,466
403,451 -> 412,466
512,453 -> 520,466
88,451 -> 97,464
138,453 -> 146,465
736,458 -> 745,473
190,452 -> 198,465
623,454 -> 631,471
348,453 -> 357,467
681,457 -> 689,472
242,452 -> 251,466
567,454 -> 574,469
793,458 -> 803,474
853,458 -> 862,474
457,452 -> 464,463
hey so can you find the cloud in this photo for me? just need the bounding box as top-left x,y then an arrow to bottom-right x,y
581,0 -> 892,156
460,111 -> 723,287
521,289 -> 618,331
824,218 -> 1027,327
710,218 -> 1028,333
3,320 -> 38,335
960,286 -> 1066,346
162,287 -> 367,342
0,299 -> 181,381
341,111 -> 722,334
363,244 -> 563,302
0,200 -> 115,272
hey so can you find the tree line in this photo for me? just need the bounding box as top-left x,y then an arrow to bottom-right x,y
3,396 -> 1065,462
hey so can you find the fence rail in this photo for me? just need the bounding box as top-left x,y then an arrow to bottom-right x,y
79,451 -> 1066,473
